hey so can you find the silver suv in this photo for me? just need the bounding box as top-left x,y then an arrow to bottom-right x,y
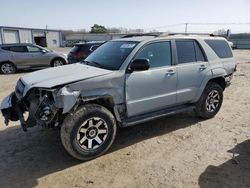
0,35 -> 236,160
0,43 -> 67,74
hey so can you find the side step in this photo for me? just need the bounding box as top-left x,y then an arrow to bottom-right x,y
122,105 -> 195,127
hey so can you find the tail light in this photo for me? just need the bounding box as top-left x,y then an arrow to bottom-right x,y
234,63 -> 237,72
74,52 -> 85,59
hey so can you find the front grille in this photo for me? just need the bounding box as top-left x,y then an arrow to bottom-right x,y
15,79 -> 25,98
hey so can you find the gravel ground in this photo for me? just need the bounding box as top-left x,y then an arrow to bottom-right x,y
0,49 -> 249,188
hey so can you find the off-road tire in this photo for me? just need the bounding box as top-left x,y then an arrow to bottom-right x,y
60,104 -> 117,161
195,82 -> 223,119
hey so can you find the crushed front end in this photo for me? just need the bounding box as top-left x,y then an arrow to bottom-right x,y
0,79 -> 79,131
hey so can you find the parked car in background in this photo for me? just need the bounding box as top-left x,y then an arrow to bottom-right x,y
0,43 -> 67,74
67,41 -> 105,63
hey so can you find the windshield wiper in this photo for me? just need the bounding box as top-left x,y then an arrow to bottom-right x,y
82,60 -> 111,70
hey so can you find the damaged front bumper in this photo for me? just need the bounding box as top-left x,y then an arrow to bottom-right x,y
0,92 -> 28,131
0,87 -> 80,132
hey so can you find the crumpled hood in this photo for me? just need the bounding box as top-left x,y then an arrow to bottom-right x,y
21,63 -> 113,92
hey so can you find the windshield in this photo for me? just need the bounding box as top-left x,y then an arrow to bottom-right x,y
84,41 -> 138,70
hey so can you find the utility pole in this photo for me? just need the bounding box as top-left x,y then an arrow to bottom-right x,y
185,23 -> 188,33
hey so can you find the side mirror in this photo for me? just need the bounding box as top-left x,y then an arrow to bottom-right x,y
41,49 -> 47,53
128,59 -> 150,72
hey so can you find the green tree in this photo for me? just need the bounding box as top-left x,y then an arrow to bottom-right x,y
90,24 -> 108,33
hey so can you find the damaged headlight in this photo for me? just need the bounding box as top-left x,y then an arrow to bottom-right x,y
15,79 -> 25,99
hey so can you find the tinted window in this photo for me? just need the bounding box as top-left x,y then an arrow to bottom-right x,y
85,41 -> 138,70
194,41 -> 206,61
70,45 -> 86,53
1,47 -> 11,51
90,45 -> 100,52
8,46 -> 28,53
135,42 -> 172,68
176,41 -> 196,64
205,40 -> 233,58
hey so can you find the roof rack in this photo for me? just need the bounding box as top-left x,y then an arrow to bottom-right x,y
160,32 -> 216,37
121,33 -> 160,38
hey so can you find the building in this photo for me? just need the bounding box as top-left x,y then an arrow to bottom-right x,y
62,32 -> 126,46
0,26 -> 62,48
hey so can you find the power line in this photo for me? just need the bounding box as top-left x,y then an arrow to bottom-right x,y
145,22 -> 250,33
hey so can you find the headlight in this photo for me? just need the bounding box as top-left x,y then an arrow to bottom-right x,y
15,79 -> 25,98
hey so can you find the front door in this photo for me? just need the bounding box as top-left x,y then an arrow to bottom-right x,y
125,41 -> 177,117
26,45 -> 50,67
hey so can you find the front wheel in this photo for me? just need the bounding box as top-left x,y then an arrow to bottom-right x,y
195,82 -> 223,119
60,104 -> 117,161
51,58 -> 65,67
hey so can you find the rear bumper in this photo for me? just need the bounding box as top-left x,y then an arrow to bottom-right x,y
225,74 -> 233,88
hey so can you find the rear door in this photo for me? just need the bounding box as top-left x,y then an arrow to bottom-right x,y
6,45 -> 30,68
126,41 -> 177,117
175,40 -> 210,104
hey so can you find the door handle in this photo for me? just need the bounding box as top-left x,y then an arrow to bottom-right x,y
199,64 -> 207,70
166,69 -> 176,76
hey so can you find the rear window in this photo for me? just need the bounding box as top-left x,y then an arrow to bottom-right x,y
70,45 -> 85,53
1,47 -> 11,51
205,39 -> 233,58
70,44 -> 102,53
2,46 -> 27,52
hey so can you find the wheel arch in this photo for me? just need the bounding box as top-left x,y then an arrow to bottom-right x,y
193,76 -> 226,103
207,77 -> 226,90
0,60 -> 16,66
81,95 -> 123,125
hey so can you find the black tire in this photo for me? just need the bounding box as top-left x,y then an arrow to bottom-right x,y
51,58 -> 65,67
60,104 -> 117,161
195,82 -> 223,119
0,62 -> 16,74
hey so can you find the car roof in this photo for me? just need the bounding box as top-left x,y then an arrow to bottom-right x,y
75,41 -> 105,45
0,43 -> 34,47
112,34 -> 227,43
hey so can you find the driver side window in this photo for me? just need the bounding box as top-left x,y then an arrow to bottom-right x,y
135,41 -> 172,69
27,45 -> 42,53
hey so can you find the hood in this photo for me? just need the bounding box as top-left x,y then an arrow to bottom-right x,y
21,63 -> 113,91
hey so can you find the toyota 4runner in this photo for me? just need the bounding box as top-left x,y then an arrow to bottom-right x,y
0,35 -> 236,160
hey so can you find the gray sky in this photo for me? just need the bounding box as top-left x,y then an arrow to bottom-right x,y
0,0 -> 250,33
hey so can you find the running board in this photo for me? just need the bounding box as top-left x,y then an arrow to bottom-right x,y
122,105 -> 195,127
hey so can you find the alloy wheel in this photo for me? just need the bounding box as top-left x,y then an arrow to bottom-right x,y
1,63 -> 14,74
77,117 -> 108,150
205,90 -> 220,112
53,60 -> 64,67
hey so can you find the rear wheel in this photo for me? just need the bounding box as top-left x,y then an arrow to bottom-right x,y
0,62 -> 16,74
195,82 -> 223,119
60,104 -> 117,161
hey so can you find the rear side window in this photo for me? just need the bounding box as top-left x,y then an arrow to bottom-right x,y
205,39 -> 233,58
135,41 -> 172,69
194,42 -> 205,61
1,47 -> 11,51
7,46 -> 28,53
176,40 -> 206,64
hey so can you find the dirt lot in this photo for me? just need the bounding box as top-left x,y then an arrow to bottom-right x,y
0,50 -> 250,188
